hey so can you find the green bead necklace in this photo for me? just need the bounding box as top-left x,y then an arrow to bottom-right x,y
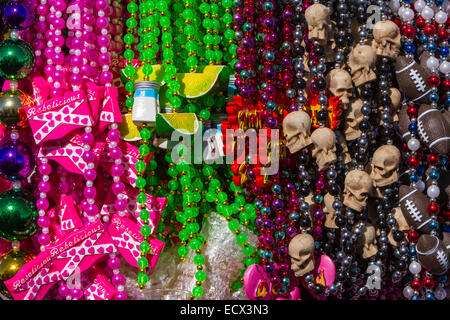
134,0 -> 161,289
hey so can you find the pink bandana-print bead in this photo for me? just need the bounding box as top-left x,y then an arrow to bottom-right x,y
107,214 -> 164,272
25,91 -> 94,145
4,220 -> 116,300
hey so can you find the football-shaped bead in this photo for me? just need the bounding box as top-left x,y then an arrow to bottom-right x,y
399,185 -> 431,234
395,56 -> 432,104
442,232 -> 450,253
417,104 -> 450,156
416,234 -> 449,275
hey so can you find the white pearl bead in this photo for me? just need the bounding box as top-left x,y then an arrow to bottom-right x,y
409,261 -> 422,274
407,138 -> 421,151
427,185 -> 440,198
421,6 -> 435,19
390,0 -> 400,11
400,7 -> 415,21
435,11 -> 448,24
414,180 -> 426,192
403,286 -> 414,299
426,56 -> 440,70
434,286 -> 447,300
439,61 -> 450,74
414,0 -> 426,12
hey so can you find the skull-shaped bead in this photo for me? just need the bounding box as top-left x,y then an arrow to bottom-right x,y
305,4 -> 331,45
355,223 -> 378,259
349,44 -> 377,87
370,145 -> 401,187
378,88 -> 402,124
327,69 -> 353,107
343,170 -> 373,212
344,99 -> 364,141
288,233 -> 315,277
323,193 -> 338,229
282,111 -> 312,154
311,128 -> 337,171
372,20 -> 401,59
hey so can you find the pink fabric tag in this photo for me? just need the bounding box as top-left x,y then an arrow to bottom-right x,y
85,271 -> 117,300
85,82 -> 105,126
25,91 -> 94,145
96,86 -> 123,133
5,220 -> 116,300
58,195 -> 84,234
38,133 -> 105,175
31,77 -> 50,105
107,214 -> 164,272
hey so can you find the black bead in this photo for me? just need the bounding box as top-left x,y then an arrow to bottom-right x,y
346,34 -> 354,45
316,77 -> 327,89
356,153 -> 367,164
300,216 -> 311,228
328,184 -> 340,196
393,231 -> 404,242
344,245 -> 354,254
293,13 -> 303,23
360,89 -> 372,99
313,284 -> 324,294
317,110 -> 328,121
381,127 -> 395,138
359,120 -> 370,131
377,250 -> 387,260
358,212 -> 368,221
335,37 -> 346,48
337,272 -> 346,281
337,19 -> 348,28
298,153 -> 308,164
396,260 -> 406,270
295,77 -> 306,89
381,95 -> 392,106
293,45 -> 304,57
313,45 -> 324,56
377,220 -> 386,229
379,63 -> 391,73
357,14 -> 366,22
300,186 -> 310,196
335,216 -> 347,227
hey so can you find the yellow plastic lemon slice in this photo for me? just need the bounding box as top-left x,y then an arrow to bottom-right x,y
118,113 -> 141,141
156,113 -> 199,137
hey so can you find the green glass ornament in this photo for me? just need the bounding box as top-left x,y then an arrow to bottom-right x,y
0,189 -> 37,241
0,250 -> 34,298
0,39 -> 35,80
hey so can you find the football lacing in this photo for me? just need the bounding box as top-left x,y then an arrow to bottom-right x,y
405,199 -> 422,223
409,69 -> 426,93
417,120 -> 429,144
436,250 -> 449,271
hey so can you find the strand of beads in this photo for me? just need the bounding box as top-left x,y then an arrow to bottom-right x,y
110,0 -> 125,59
292,0 -> 306,112
36,0 -> 68,251
158,0 -> 182,113
123,0 -> 139,112
183,0 -> 200,73
234,0 -> 257,106
132,0 -> 162,290
95,0 -> 128,300
203,165 -> 257,293
220,0 -> 236,67
46,0 -> 66,98
333,0 -> 351,69
67,0 -> 84,91
34,0 -> 49,73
